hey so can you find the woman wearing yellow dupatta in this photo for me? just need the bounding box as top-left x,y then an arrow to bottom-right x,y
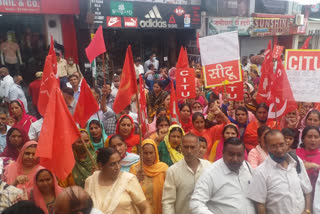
157,125 -> 185,166
130,139 -> 168,214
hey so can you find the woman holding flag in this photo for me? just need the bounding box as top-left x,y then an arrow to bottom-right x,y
146,81 -> 168,123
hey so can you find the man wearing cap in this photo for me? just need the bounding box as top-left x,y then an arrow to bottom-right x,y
29,71 -> 42,119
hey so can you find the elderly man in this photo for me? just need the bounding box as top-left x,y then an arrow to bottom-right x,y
190,137 -> 255,214
247,130 -> 312,214
162,133 -> 211,214
55,186 -> 103,214
0,109 -> 10,153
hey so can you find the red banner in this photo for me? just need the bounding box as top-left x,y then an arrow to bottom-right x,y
175,68 -> 196,100
212,81 -> 243,101
203,60 -> 242,88
286,50 -> 320,71
0,0 -> 40,13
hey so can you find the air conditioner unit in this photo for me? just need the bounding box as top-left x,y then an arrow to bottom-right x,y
295,14 -> 304,26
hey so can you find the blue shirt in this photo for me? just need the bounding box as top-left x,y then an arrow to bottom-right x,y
0,125 -> 10,153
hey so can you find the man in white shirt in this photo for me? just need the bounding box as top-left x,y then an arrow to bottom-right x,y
162,133 -> 211,214
134,57 -> 144,80
190,137 -> 255,214
68,74 -> 81,102
28,118 -> 43,141
247,130 -> 312,214
0,110 -> 10,153
0,67 -> 13,100
7,75 -> 28,113
144,53 -> 159,72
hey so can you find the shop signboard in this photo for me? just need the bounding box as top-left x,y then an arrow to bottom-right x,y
0,0 -> 40,13
208,17 -> 253,36
285,49 -> 320,102
251,14 -> 305,37
85,0 -> 201,29
110,1 -> 133,16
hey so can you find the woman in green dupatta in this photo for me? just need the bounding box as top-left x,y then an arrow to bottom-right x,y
158,125 -> 185,166
86,119 -> 108,151
59,129 -> 97,188
71,129 -> 97,187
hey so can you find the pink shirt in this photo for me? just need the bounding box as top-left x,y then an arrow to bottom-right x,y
248,145 -> 268,168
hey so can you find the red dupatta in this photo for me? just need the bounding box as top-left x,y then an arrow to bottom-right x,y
9,99 -> 37,133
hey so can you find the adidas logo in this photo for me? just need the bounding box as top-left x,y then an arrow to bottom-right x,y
145,6 -> 162,19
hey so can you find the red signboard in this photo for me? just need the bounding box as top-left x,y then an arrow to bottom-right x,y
203,60 -> 242,88
107,16 -> 122,27
212,81 -> 243,101
0,0 -> 40,13
175,68 -> 196,100
286,50 -> 320,71
124,17 -> 138,28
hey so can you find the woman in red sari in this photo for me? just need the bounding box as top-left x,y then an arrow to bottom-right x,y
4,141 -> 43,192
9,100 -> 36,133
296,126 -> 320,197
190,111 -> 229,159
105,114 -> 140,153
179,104 -> 193,133
0,125 -> 29,166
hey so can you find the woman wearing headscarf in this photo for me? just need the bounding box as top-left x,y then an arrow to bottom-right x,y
158,125 -> 185,166
209,123 -> 248,162
32,169 -> 62,214
180,104 -> 193,133
108,134 -> 139,172
9,100 -> 37,133
130,139 -> 168,214
4,141 -> 43,192
59,129 -> 97,188
86,119 -> 108,151
105,114 -> 140,153
146,81 -> 168,123
0,125 -> 29,168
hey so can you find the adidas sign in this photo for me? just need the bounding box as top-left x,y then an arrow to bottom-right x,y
140,5 -> 167,28
145,6 -> 162,19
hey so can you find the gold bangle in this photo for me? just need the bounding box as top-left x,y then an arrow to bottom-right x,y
305,209 -> 312,214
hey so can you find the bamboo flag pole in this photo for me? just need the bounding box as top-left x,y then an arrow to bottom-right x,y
80,137 -> 98,169
135,91 -> 143,169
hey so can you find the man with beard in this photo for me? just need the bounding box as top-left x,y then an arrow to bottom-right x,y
247,130 -> 312,214
243,103 -> 277,151
190,137 -> 255,214
162,133 -> 211,214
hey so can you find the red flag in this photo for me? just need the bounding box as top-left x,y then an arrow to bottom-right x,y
37,53 -> 59,116
256,41 -> 274,104
139,76 -> 149,136
268,57 -> 297,119
175,47 -> 196,99
36,86 -> 80,180
272,45 -> 284,59
73,78 -> 100,128
170,81 -> 181,125
301,36 -> 312,49
211,82 -> 243,101
85,26 -> 106,63
113,45 -> 137,114
176,46 -> 189,69
48,36 -> 57,75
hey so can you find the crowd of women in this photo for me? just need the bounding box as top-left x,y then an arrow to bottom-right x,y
1,59 -> 320,214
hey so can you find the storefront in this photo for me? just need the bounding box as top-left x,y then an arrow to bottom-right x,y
0,0 -> 79,82
78,0 -> 201,81
250,13 -> 306,53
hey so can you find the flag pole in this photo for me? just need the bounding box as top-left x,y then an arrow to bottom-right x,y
135,91 -> 143,169
274,102 -> 279,129
80,137 -> 98,169
102,53 -> 106,85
